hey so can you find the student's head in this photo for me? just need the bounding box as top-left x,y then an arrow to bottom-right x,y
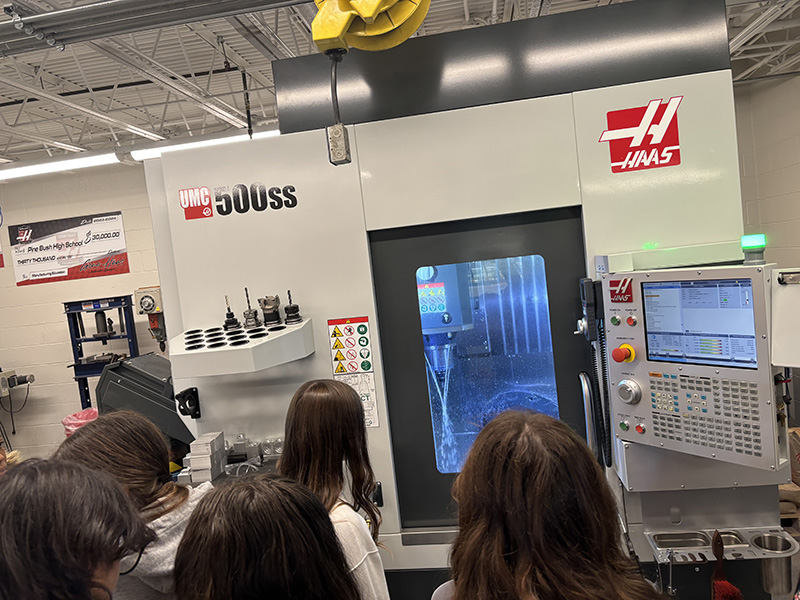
174,473 -> 361,600
450,411 -> 660,600
279,379 -> 380,540
54,410 -> 188,519
0,458 -> 154,600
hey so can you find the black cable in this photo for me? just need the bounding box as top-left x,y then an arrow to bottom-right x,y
597,319 -> 613,467
241,69 -> 253,139
330,55 -> 341,124
589,349 -> 607,466
0,418 -> 11,452
0,383 -> 31,435
326,49 -> 346,125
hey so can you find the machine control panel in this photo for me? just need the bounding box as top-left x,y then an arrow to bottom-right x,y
601,266 -> 787,471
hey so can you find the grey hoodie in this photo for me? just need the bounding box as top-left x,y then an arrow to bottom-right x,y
116,482 -> 213,600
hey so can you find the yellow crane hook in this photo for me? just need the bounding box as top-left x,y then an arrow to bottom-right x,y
312,0 -> 431,53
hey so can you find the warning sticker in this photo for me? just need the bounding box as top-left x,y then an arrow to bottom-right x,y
335,372 -> 380,428
328,316 -> 374,376
327,317 -> 378,428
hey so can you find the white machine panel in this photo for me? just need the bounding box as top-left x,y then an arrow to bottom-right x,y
152,129 -> 404,545
355,93 -> 581,231
601,266 -> 788,471
771,268 -> 800,369
574,70 -> 743,268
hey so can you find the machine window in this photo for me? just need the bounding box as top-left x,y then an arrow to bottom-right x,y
642,278 -> 757,369
415,256 -> 558,473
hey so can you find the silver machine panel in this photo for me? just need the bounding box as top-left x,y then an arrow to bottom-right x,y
601,266 -> 789,472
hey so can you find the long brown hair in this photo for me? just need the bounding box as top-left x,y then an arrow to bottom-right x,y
451,411 -> 662,600
278,379 -> 381,541
54,410 -> 188,520
0,459 -> 155,600
174,473 -> 362,600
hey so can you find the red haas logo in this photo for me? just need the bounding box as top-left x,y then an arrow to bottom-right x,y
16,226 -> 32,243
599,96 -> 682,173
610,279 -> 633,303
179,187 -> 213,220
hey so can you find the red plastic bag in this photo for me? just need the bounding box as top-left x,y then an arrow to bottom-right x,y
62,408 -> 99,437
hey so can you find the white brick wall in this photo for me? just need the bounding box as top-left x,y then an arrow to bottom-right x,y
0,163 -> 162,458
735,77 -> 800,267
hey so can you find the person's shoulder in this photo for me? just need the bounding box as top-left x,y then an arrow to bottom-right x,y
330,502 -> 365,526
189,481 -> 213,503
431,580 -> 454,600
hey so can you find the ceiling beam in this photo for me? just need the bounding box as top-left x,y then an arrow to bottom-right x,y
185,22 -> 276,93
227,13 -> 295,61
766,46 -> 800,74
90,39 -> 248,128
0,0 -> 311,56
0,72 -> 165,140
0,122 -> 86,151
729,0 -> 800,53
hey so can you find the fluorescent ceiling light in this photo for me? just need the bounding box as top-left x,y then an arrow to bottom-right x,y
0,153 -> 118,181
130,130 -> 281,161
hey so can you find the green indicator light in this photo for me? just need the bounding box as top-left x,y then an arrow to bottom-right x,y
642,241 -> 659,250
741,234 -> 766,250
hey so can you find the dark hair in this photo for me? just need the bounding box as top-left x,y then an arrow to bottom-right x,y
0,458 -> 155,600
450,411 -> 662,600
54,410 -> 188,520
174,473 -> 362,600
279,379 -> 381,541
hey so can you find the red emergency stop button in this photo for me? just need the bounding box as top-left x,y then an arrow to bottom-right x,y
635,423 -> 646,434
612,344 -> 635,363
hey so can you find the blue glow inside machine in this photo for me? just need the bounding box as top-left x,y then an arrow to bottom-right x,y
415,256 -> 558,473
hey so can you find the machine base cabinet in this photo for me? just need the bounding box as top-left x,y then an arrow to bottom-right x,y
385,569 -> 451,600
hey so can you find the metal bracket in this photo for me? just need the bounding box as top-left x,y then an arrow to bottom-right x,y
777,271 -> 800,285
176,387 -> 200,419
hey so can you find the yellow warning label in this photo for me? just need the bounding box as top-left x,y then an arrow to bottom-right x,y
332,338 -> 344,350
331,326 -> 343,338
335,362 -> 347,374
334,350 -> 346,361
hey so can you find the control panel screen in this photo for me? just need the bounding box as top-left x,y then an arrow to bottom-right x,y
642,279 -> 758,369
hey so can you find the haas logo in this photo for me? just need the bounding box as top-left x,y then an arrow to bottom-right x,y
610,279 -> 633,303
599,96 -> 682,173
16,226 -> 32,243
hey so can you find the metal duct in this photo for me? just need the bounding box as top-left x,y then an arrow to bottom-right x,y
0,0 -> 313,56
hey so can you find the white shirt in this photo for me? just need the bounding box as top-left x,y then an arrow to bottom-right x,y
330,502 -> 391,600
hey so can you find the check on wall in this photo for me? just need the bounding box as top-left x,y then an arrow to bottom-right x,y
7,211 -> 129,286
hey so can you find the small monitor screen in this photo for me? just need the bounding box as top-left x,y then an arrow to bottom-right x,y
642,278 -> 757,369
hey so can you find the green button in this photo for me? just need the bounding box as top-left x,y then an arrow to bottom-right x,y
619,421 -> 630,431
610,315 -> 621,326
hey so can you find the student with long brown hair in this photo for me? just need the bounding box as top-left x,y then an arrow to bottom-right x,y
279,379 -> 390,600
433,410 -> 662,600
174,473 -> 362,600
0,458 -> 155,600
54,410 -> 212,600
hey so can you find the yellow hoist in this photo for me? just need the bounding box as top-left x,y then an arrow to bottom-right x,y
309,0 -> 431,165
312,0 -> 431,53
